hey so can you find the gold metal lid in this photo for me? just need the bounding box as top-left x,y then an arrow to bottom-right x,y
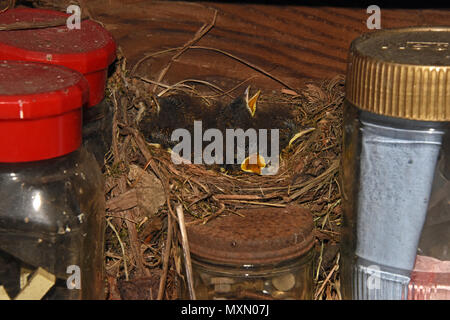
346,27 -> 450,121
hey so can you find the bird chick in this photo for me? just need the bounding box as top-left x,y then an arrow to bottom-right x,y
138,93 -> 215,149
138,87 -> 299,175
215,86 -> 260,132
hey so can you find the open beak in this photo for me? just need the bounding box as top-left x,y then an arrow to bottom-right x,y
244,86 -> 261,117
240,153 -> 266,175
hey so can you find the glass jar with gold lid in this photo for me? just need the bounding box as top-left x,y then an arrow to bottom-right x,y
341,27 -> 450,300
183,205 -> 315,300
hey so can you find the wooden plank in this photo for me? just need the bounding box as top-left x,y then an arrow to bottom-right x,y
81,1 -> 450,90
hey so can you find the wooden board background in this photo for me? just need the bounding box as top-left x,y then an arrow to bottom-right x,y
82,1 -> 450,91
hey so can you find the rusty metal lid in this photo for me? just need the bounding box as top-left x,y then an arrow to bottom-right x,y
186,205 -> 314,265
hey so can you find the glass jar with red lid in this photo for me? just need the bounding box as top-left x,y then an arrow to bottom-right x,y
0,60 -> 105,300
0,8 -> 117,166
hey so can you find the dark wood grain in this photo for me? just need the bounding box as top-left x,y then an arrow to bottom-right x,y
84,1 -> 450,91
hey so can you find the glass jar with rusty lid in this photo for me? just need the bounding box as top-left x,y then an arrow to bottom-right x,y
341,27 -> 450,300
183,205 -> 315,300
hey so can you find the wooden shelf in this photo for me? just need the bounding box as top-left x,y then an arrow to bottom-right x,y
86,1 -> 450,90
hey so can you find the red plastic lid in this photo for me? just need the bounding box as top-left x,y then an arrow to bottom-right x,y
0,8 -> 116,73
0,8 -> 116,106
0,60 -> 89,162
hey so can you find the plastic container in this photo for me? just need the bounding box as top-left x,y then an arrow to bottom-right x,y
0,61 -> 105,300
183,205 -> 315,300
341,27 -> 450,300
0,8 -> 117,165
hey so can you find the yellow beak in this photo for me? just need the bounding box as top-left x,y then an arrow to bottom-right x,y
240,153 -> 266,175
244,86 -> 261,117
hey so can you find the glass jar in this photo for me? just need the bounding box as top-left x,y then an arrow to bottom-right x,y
183,205 -> 315,300
0,61 -> 105,300
341,27 -> 450,300
189,250 -> 314,300
409,130 -> 450,299
0,8 -> 117,166
83,98 -> 114,165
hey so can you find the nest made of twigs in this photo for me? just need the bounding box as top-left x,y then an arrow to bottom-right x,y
103,49 -> 344,300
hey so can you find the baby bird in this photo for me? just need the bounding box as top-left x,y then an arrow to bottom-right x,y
216,86 -> 260,131
138,93 -> 213,150
138,87 -> 299,175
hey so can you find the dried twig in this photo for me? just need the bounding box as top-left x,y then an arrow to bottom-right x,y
126,209 -> 149,277
214,193 -> 280,201
157,213 -> 173,300
176,205 -> 196,300
189,46 -> 293,90
152,10 -> 218,94
131,47 -> 181,75
314,254 -> 340,299
223,200 -> 286,207
132,44 -> 293,92
107,218 -> 129,281
288,160 -> 340,201
186,200 -> 225,226
157,79 -> 230,98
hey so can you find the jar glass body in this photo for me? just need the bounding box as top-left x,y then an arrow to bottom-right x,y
0,148 -> 105,300
182,250 -> 314,300
340,101 -> 448,300
82,98 -> 113,167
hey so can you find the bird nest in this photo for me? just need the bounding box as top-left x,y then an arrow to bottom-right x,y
103,50 -> 344,300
